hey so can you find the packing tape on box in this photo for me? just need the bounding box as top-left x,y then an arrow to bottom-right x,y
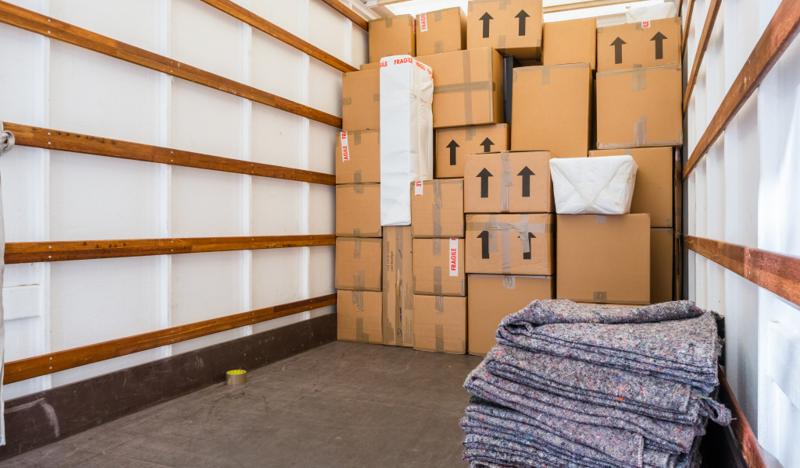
541,66 -> 551,86
433,10 -> 443,21
353,170 -> 362,184
354,183 -> 364,193
352,290 -> 364,311
432,238 -> 442,255
373,93 -> 380,102
467,218 -> 551,258
433,181 -> 443,237
635,118 -> 648,146
433,266 -> 442,295
354,238 -> 362,257
501,227 -> 511,273
356,317 -> 369,342
342,97 -> 352,106
469,0 -> 511,9
351,131 -> 362,145
384,17 -> 393,28
500,153 -> 512,212
435,323 -> 445,352
632,65 -> 647,91
466,127 -> 477,140
593,291 -> 608,302
502,275 -> 516,289
435,40 -> 445,53
498,34 -> 506,49
353,270 -> 365,289
435,296 -> 445,312
462,51 -> 473,125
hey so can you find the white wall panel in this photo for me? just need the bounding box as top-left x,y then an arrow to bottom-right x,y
252,248 -> 305,308
50,0 -> 161,52
250,33 -> 306,103
241,0 -> 307,36
309,245 -> 334,297
308,184 -> 335,235
0,148 -> 44,242
351,27 -> 369,67
251,104 -> 305,168
252,178 -> 304,235
171,167 -> 243,237
309,0 -> 349,60
170,80 -> 243,157
0,24 -> 46,124
308,121 -> 338,174
308,60 -> 343,117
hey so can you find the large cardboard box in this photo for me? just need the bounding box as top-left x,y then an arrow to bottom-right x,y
413,238 -> 466,296
543,18 -> 596,69
369,15 -> 415,63
411,179 -> 464,238
651,228 -> 674,304
511,64 -> 592,156
342,69 -> 379,131
467,0 -> 543,59
597,17 -> 681,71
464,151 -> 552,213
596,65 -> 682,149
417,48 -> 504,128
335,184 -> 381,237
465,214 -> 553,275
435,123 -> 508,178
590,147 -> 673,228
335,238 -> 382,291
416,7 -> 465,56
557,214 -> 650,304
383,226 -> 414,347
336,130 -> 379,184
413,295 -> 467,354
468,274 -> 553,355
337,290 -> 383,344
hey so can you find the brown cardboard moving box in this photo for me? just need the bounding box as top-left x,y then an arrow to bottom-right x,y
337,290 -> 383,344
335,238 -> 382,291
342,69 -> 379,131
596,65 -> 682,149
413,238 -> 466,296
411,179 -> 464,238
336,130 -> 379,184
383,226 -> 414,347
511,64 -> 592,157
597,17 -> 681,71
543,18 -> 596,69
335,184 -> 381,237
435,123 -> 508,178
467,0 -> 543,59
416,7 -> 465,56
465,214 -> 553,275
369,15 -> 416,63
417,48 -> 504,129
651,228 -> 674,303
464,152 -> 552,213
468,274 -> 553,355
557,214 -> 651,304
413,295 -> 467,354
590,147 -> 673,228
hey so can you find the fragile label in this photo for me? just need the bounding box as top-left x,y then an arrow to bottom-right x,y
419,13 -> 428,32
340,132 -> 350,162
449,238 -> 459,277
414,180 -> 424,196
641,20 -> 651,29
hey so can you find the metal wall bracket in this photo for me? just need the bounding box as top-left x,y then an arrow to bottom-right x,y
0,122 -> 14,155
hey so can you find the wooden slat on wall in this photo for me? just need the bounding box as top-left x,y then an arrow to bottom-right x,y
201,0 -> 357,73
0,1 -> 342,128
319,0 -> 369,31
5,122 -> 335,185
3,294 -> 337,384
719,368 -> 767,468
683,0 -> 721,111
684,0 -> 800,178
681,0 -> 696,54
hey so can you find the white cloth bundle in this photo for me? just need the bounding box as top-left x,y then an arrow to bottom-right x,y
550,155 -> 637,215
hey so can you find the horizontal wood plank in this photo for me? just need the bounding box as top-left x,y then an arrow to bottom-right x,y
319,0 -> 369,31
3,294 -> 337,384
719,368 -> 767,468
681,0 -> 696,54
202,0 -> 357,73
4,122 -> 335,185
5,235 -> 335,264
684,0 -> 800,178
683,0 -> 721,111
0,0 -> 342,128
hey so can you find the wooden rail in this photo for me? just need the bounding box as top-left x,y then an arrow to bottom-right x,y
686,236 -> 800,308
684,0 -> 800,178
201,0 -> 357,73
720,368 -> 766,468
681,0 -> 696,54
5,122 -> 335,186
683,0 -> 721,111
3,294 -> 337,384
320,0 -> 369,31
0,1 -> 342,128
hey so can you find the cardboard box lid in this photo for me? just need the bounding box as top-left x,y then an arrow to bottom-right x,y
411,179 -> 464,238
336,130 -> 380,184
412,238 -> 466,296
337,290 -> 383,344
435,123 -> 509,178
335,237 -> 382,291
465,213 -> 553,275
416,7 -> 466,56
597,17 -> 681,71
413,295 -> 466,353
464,151 -> 553,214
335,184 -> 381,237
342,69 -> 380,131
466,0 -> 543,58
543,17 -> 597,69
369,15 -> 416,63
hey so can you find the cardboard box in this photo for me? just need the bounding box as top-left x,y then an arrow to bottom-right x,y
335,184 -> 381,237
543,18 -> 596,69
468,274 -> 553,355
411,179 -> 464,238
511,64 -> 592,156
464,151 -> 552,213
417,48 -> 504,128
590,147 -> 673,228
369,15 -> 415,63
413,295 -> 467,354
342,69 -> 379,131
335,237 -> 382,291
597,17 -> 681,71
336,130 -> 379,184
466,0 -> 543,59
412,238 -> 466,296
383,226 -> 414,347
556,214 -> 650,304
651,228 -> 674,304
465,214 -> 553,275
337,290 -> 383,344
596,65 -> 682,149
416,7 -> 465,56
435,123 -> 508,178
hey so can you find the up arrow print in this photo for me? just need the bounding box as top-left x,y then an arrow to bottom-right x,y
522,233 -> 536,260
479,12 -> 493,38
515,10 -> 530,36
518,166 -> 535,197
446,139 -> 460,165
478,231 -> 490,259
651,32 -> 667,59
477,168 -> 493,198
480,137 -> 494,152
611,37 -> 626,64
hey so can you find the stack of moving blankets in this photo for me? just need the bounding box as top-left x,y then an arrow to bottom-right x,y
461,300 -> 731,468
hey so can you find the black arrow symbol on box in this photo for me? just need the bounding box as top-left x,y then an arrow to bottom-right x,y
522,232 -> 536,260
651,32 -> 666,60
480,137 -> 494,152
515,10 -> 529,36
477,168 -> 493,198
478,231 -> 490,259
518,166 -> 534,197
611,37 -> 626,64
480,12 -> 493,38
446,139 -> 459,165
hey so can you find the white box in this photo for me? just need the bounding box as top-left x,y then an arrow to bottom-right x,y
550,155 -> 638,215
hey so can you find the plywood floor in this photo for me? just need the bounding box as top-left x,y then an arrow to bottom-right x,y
0,342 -> 481,467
